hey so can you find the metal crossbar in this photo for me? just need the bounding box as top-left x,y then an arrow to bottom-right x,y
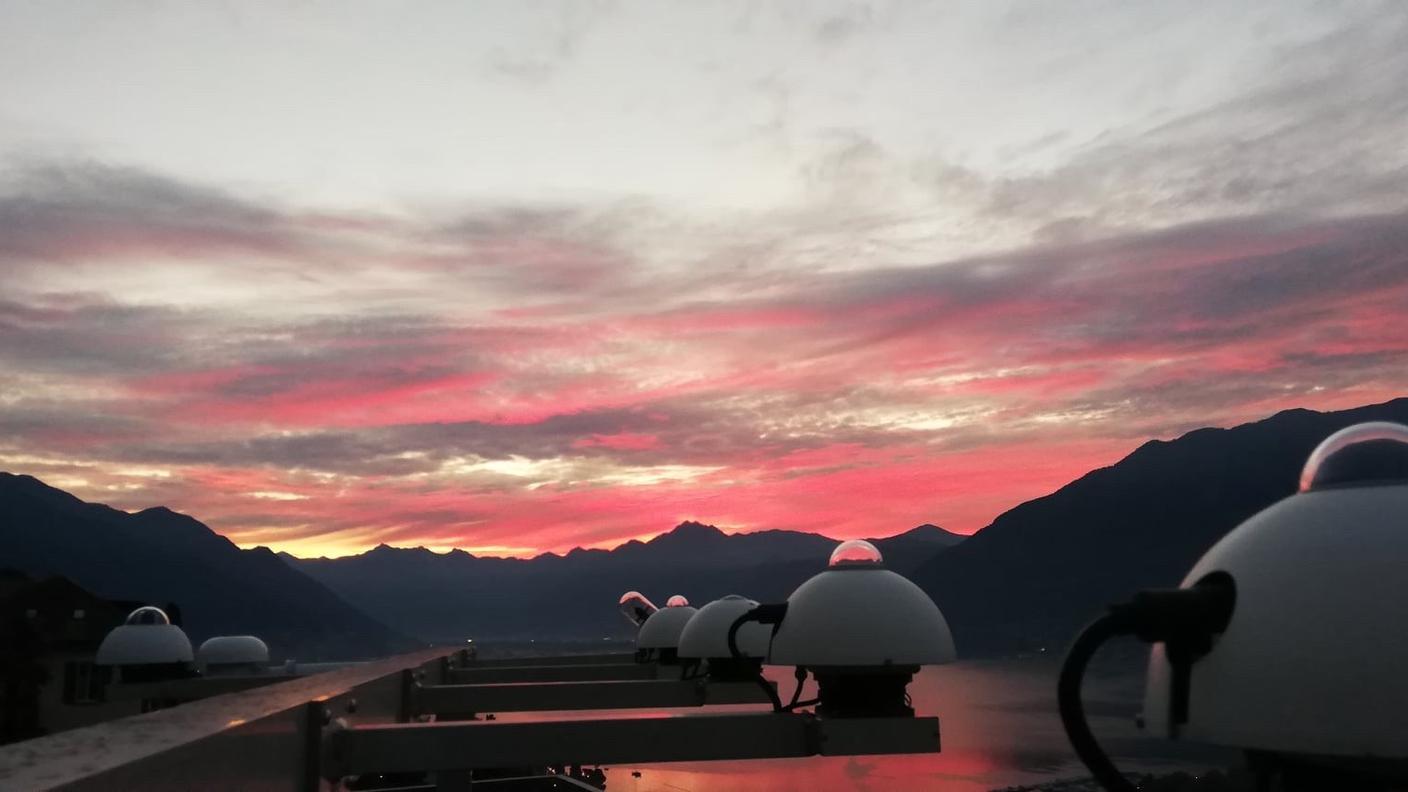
414,678 -> 774,714
446,663 -> 661,685
0,647 -> 452,792
325,712 -> 941,777
0,647 -> 943,791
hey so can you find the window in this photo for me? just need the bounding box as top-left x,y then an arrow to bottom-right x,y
62,661 -> 109,705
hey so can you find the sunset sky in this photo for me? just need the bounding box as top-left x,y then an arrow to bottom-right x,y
2,1 -> 1406,558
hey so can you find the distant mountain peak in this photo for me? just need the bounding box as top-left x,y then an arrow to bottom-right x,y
897,523 -> 966,542
0,472 -> 83,505
643,521 -> 728,548
357,543 -> 458,563
0,474 -> 412,660
133,505 -> 209,529
365,542 -> 437,557
913,394 -> 1408,654
673,520 -> 723,534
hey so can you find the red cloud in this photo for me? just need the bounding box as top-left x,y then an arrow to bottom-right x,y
4,204 -> 1407,557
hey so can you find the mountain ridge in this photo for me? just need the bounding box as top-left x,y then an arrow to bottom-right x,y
914,396 -> 1408,654
283,520 -> 963,562
287,520 -> 963,642
8,396 -> 1405,655
0,472 -> 415,660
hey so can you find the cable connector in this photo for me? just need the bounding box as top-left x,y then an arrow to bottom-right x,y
1109,574 -> 1236,651
1059,574 -> 1237,792
1083,576 -> 1237,668
727,602 -> 788,659
1113,574 -> 1236,732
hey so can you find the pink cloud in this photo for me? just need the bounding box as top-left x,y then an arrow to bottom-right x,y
4,201 -> 1407,557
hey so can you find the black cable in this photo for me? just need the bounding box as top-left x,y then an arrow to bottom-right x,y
785,666 -> 807,709
727,603 -> 787,659
1058,613 -> 1138,792
1060,579 -> 1236,792
785,698 -> 820,711
728,604 -> 788,712
757,676 -> 784,711
726,612 -> 748,661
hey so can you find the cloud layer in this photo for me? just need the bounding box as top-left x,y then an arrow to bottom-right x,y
2,4 -> 1406,557
3,156 -> 1405,557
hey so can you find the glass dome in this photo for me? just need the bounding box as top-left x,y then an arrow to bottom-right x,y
1300,422 -> 1408,492
666,594 -> 690,607
618,591 -> 658,627
125,606 -> 171,626
829,539 -> 884,568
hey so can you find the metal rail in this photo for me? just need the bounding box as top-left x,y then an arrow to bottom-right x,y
0,646 -> 946,791
0,646 -> 454,792
458,652 -> 636,668
413,678 -> 774,715
106,674 -> 297,701
324,712 -> 942,778
445,663 -> 662,685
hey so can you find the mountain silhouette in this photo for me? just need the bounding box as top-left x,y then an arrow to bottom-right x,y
0,473 -> 413,660
913,397 -> 1408,654
8,396 -> 1402,657
288,522 -> 963,642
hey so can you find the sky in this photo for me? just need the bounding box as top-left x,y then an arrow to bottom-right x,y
2,1 -> 1406,558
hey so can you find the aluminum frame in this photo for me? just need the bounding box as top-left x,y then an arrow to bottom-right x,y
445,663 -> 662,685
324,711 -> 942,778
413,678 -> 775,715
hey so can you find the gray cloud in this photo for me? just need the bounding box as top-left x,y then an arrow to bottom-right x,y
0,159 -> 644,302
4,208 -> 1402,481
0,161 -> 308,263
0,296 -> 195,375
777,9 -> 1408,261
972,12 -> 1408,232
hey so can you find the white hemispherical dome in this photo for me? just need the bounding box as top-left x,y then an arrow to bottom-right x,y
1299,421 -> 1408,492
769,556 -> 956,667
678,595 -> 771,659
197,635 -> 270,667
1144,479 -> 1408,757
635,604 -> 699,649
125,605 -> 171,626
829,539 -> 884,567
665,594 -> 690,607
619,591 -> 659,627
97,624 -> 194,666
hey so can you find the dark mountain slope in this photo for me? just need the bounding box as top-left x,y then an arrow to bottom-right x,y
291,522 -> 964,642
914,397 -> 1408,654
0,473 -> 413,660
